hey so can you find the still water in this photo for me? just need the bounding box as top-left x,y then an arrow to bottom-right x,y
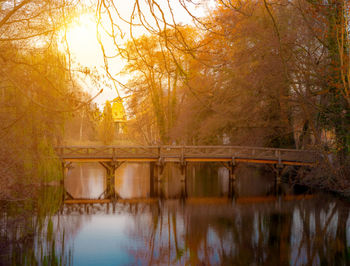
1,163 -> 350,265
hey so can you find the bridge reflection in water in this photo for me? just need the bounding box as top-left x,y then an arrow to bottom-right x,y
58,163 -> 350,265
64,162 -> 276,202
63,162 -> 309,205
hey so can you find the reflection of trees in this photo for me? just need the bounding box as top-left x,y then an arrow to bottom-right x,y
187,164 -> 224,197
124,196 -> 350,265
291,199 -> 350,265
4,192 -> 348,265
0,188 -> 73,265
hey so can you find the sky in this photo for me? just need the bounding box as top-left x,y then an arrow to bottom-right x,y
63,0 -> 216,108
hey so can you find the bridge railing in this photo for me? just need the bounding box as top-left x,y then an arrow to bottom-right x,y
55,145 -> 319,163
55,146 -> 159,159
162,146 -> 318,163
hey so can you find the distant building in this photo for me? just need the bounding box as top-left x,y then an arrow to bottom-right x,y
111,97 -> 127,134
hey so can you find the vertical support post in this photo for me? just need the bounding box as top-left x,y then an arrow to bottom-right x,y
277,150 -> 282,166
273,149 -> 284,190
228,178 -> 238,199
108,162 -> 116,199
150,162 -> 157,197
273,163 -> 284,187
61,161 -> 65,181
229,157 -> 236,181
180,148 -> 186,179
180,161 -> 187,199
100,161 -> 118,199
105,164 -> 110,199
179,146 -> 187,199
61,161 -> 66,202
154,163 -> 159,195
276,169 -> 281,185
154,157 -> 164,198
61,162 -> 71,180
61,161 -> 72,201
228,158 -> 237,199
157,157 -> 164,182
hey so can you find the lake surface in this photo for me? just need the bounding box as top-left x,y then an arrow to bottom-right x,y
1,162 -> 350,265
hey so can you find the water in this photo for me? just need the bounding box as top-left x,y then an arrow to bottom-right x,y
1,163 -> 350,265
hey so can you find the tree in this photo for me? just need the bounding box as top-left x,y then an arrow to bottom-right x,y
170,2 -> 296,146
312,0 -> 350,161
259,0 -> 350,162
0,0 -> 99,190
99,101 -> 115,144
122,27 -> 197,144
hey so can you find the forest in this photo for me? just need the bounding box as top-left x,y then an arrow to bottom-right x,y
0,0 -> 350,197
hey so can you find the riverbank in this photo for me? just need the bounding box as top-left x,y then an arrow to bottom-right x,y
290,162 -> 350,199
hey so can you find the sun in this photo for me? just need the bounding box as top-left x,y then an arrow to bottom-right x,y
61,13 -> 101,67
58,12 -> 128,107
67,14 -> 96,42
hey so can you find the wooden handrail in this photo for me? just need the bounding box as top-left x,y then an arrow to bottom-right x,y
55,145 -> 318,159
55,145 -> 317,153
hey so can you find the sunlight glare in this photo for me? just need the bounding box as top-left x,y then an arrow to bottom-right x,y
64,13 -> 101,67
59,12 -> 125,107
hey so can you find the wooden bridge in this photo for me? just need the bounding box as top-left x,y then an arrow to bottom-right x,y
56,145 -> 319,201
55,145 -> 318,166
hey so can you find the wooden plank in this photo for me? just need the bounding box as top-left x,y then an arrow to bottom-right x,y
63,158 -> 113,162
185,158 -> 315,166
234,158 -> 315,166
64,198 -> 158,204
114,158 -> 158,162
64,199 -> 111,204
185,158 -> 232,162
63,195 -> 314,205
63,158 -> 158,162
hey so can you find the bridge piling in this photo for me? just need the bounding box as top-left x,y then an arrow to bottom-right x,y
228,178 -> 237,199
157,157 -> 165,182
99,161 -> 122,199
62,162 -> 72,177
230,157 -> 237,181
61,162 -> 73,198
150,162 -> 158,197
272,164 -> 285,185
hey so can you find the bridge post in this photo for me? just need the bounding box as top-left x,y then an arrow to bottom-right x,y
229,157 -> 237,181
273,163 -> 285,185
61,162 -> 72,179
180,163 -> 187,181
180,178 -> 187,199
150,162 -> 158,197
180,161 -> 187,198
180,153 -> 187,180
61,162 -> 72,202
228,178 -> 238,199
99,161 -> 123,199
61,162 -> 66,185
222,158 -> 237,198
157,157 -> 165,182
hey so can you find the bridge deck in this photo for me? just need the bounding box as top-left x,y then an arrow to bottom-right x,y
55,146 -> 319,166
63,195 -> 314,205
